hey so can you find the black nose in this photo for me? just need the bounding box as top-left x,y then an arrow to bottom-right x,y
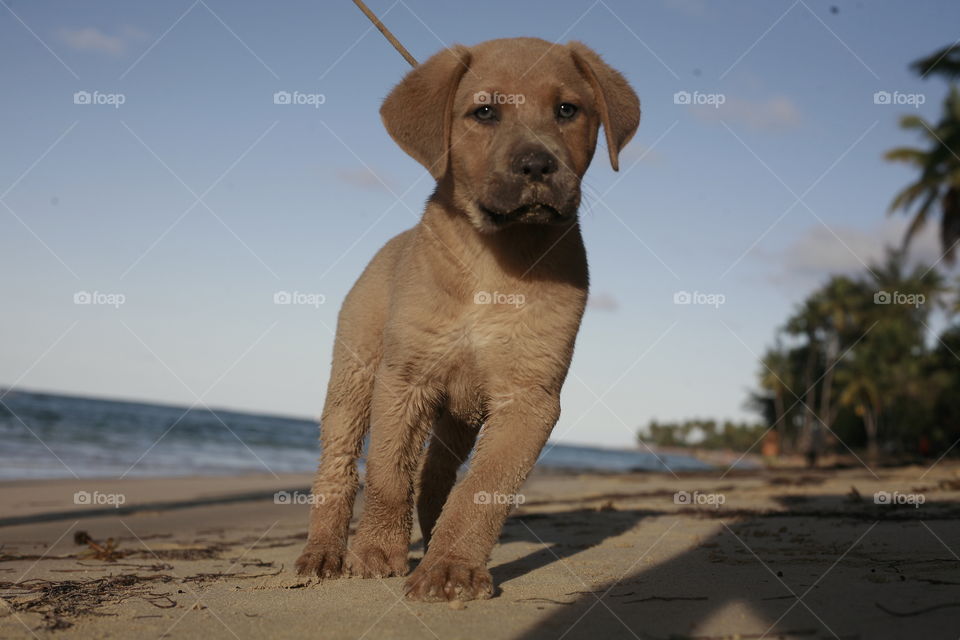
512,148 -> 558,181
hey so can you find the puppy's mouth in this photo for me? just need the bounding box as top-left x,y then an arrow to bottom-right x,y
479,202 -> 572,228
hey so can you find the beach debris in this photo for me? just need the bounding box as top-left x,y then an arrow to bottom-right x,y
73,530 -> 231,562
0,544 -> 226,566
621,595 -> 708,604
0,549 -> 73,563
875,601 -> 960,617
0,597 -> 12,617
938,478 -> 960,490
0,561 -> 282,630
0,574 -> 177,630
518,596 -> 575,605
74,531 -> 125,562
147,547 -> 222,561
235,558 -> 274,568
768,475 -> 825,486
447,599 -> 465,610
76,561 -> 173,571
181,565 -> 283,583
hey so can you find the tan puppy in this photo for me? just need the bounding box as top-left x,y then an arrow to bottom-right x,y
295,37 -> 639,602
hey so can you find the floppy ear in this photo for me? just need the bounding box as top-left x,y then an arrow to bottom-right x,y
380,46 -> 472,179
568,42 -> 640,171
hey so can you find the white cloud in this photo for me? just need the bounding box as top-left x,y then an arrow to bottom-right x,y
693,96 -> 802,132
336,167 -> 394,193
762,217 -> 947,290
57,26 -> 148,56
618,141 -> 665,166
587,292 -> 620,312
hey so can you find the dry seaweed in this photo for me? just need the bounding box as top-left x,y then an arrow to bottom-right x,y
0,561 -> 281,631
0,574 -> 176,630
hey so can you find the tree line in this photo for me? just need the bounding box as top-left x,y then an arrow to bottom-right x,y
638,44 -> 960,461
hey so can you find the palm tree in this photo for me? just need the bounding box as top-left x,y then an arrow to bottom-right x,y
840,251 -> 947,458
837,358 -> 883,460
782,278 -> 866,439
885,58 -> 960,263
911,44 -> 960,80
866,249 -> 947,320
785,297 -> 826,440
759,342 -> 795,442
953,275 -> 960,315
815,276 -> 869,429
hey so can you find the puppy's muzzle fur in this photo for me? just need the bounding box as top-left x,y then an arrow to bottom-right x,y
480,144 -> 579,228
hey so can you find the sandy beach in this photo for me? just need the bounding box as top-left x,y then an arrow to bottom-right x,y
1,463 -> 959,639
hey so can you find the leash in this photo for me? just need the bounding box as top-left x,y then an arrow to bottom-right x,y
352,0 -> 419,67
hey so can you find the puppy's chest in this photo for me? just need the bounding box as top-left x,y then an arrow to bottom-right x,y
435,288 -> 583,373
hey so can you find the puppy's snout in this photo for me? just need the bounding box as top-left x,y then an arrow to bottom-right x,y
511,147 -> 558,182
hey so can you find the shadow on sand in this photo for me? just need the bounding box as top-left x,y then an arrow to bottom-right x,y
485,493 -> 960,639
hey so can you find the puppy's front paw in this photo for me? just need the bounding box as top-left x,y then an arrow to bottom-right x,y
345,543 -> 408,578
404,558 -> 493,602
295,542 -> 345,579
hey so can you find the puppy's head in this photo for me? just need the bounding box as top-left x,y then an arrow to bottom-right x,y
381,38 -> 640,233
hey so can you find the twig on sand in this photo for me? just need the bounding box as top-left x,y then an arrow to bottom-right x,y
74,531 -> 125,562
181,565 -> 283,583
875,601 -> 960,617
516,597 -> 575,605
622,595 -> 708,604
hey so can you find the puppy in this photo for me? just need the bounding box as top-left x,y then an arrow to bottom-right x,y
296,37 -> 640,602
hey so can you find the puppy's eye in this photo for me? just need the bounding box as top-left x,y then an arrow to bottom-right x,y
557,103 -> 578,119
473,105 -> 497,121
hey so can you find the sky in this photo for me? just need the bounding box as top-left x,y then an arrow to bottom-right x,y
1,0 -> 958,448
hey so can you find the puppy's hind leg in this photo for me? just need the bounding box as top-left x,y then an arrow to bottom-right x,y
295,352 -> 376,579
416,410 -> 480,551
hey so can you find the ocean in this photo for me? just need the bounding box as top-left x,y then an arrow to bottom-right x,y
0,389 -> 714,480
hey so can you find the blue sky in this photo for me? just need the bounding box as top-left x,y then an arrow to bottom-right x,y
1,0 -> 957,447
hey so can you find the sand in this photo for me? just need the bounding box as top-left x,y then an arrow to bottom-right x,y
1,463 -> 959,639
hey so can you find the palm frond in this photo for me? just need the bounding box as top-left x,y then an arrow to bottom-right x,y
888,178 -> 941,214
903,188 -> 939,247
884,147 -> 927,165
910,44 -> 960,79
